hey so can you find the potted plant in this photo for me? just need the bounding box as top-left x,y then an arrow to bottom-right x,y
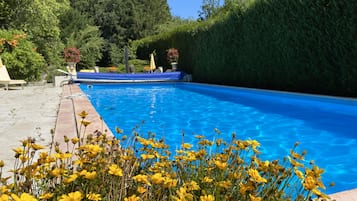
166,48 -> 179,71
64,47 -> 80,72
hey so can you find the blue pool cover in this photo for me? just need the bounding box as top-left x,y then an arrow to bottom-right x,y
76,72 -> 185,82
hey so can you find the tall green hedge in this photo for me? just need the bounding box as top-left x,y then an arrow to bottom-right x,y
134,0 -> 356,97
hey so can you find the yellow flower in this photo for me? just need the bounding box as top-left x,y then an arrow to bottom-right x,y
137,186 -> 147,194
249,194 -> 262,201
11,193 -> 37,201
50,168 -> 65,177
39,193 -> 54,200
12,147 -> 24,155
108,164 -> 123,176
39,152 -> 48,160
31,143 -> 45,150
290,150 -> 304,160
58,191 -> 83,201
152,142 -> 167,149
303,176 -> 317,190
55,153 -> 73,160
81,170 -> 96,180
311,166 -> 325,178
19,155 -> 28,163
184,181 -> 200,191
163,177 -> 178,188
176,150 -> 185,154
81,120 -> 91,127
64,174 -> 78,184
247,140 -> 260,148
247,169 -> 267,183
71,137 -> 79,144
78,111 -> 88,118
218,180 -> 232,189
45,155 -> 56,163
185,152 -> 197,161
133,174 -> 151,186
195,149 -> 207,158
228,172 -> 241,179
0,195 -> 9,201
80,144 -> 103,158
288,157 -> 304,168
181,143 -> 192,149
202,176 -> 213,183
195,135 -> 205,139
73,158 -> 87,167
64,135 -> 70,143
21,139 -> 30,147
121,155 -> 133,160
312,188 -> 330,199
1,186 -> 9,194
141,154 -> 155,160
198,139 -> 214,146
173,187 -> 193,201
86,193 -> 102,201
214,160 -> 227,170
136,137 -> 153,146
200,195 -> 215,201
239,182 -> 255,194
124,195 -> 140,201
151,173 -> 164,184
215,138 -> 222,146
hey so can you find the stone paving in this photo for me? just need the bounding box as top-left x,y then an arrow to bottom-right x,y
0,84 -> 61,177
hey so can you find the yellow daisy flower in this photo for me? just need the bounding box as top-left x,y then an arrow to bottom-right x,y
39,193 -> 54,200
86,193 -> 102,201
11,193 -> 37,201
58,191 -> 83,201
108,164 -> 123,177
200,194 -> 215,201
124,195 -> 140,201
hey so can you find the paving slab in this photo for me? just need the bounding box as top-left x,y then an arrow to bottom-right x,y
0,84 -> 61,177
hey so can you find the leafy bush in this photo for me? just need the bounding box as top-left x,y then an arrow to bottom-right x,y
0,29 -> 45,81
0,111 -> 331,201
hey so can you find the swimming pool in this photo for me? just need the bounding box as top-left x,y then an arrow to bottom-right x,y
80,82 -> 357,194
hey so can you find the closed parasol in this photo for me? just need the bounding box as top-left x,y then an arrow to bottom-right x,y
150,53 -> 156,72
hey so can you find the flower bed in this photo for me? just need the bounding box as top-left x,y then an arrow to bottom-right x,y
0,111 -> 330,201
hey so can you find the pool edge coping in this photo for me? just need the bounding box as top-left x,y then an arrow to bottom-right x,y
54,84 -> 113,151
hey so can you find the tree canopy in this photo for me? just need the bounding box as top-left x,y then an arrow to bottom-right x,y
0,0 -> 239,80
0,0 -> 173,80
70,0 -> 171,66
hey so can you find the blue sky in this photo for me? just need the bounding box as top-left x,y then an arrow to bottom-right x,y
167,0 -> 202,19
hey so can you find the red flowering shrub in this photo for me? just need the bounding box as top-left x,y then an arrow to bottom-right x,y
166,48 -> 179,63
64,47 -> 80,63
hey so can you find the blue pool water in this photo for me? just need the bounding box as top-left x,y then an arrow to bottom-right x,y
80,82 -> 357,194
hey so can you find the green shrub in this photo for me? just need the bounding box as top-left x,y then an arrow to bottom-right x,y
0,29 -> 45,81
